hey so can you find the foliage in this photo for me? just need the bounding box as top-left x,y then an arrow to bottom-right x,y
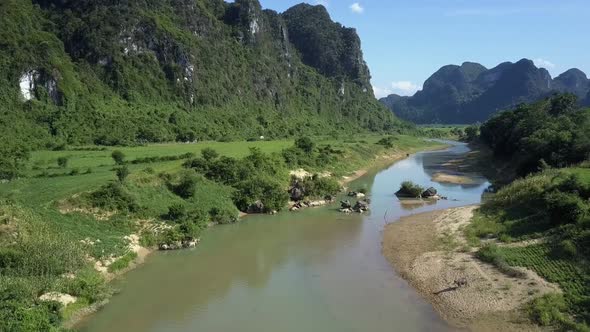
396,181 -> 424,198
57,156 -> 68,168
115,165 -> 130,183
107,251 -> 138,273
111,150 -> 126,165
295,137 -> 315,154
467,168 -> 590,326
475,244 -> 526,278
0,139 -> 31,180
88,182 -> 138,212
528,293 -> 568,326
480,94 -> 590,175
298,175 -> 341,199
171,171 -> 200,199
0,0 -> 403,148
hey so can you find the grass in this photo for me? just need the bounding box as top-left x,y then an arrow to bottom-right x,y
107,251 -> 138,273
465,167 -> 590,329
0,134 -> 444,330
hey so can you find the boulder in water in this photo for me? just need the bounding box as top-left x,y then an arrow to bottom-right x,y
422,187 -> 438,198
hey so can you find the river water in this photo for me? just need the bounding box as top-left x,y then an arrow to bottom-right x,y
80,141 -> 490,332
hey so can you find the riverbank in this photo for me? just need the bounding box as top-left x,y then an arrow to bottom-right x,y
382,206 -> 560,331
56,136 -> 448,329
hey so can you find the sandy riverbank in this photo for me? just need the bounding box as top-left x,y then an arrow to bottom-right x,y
382,206 -> 559,331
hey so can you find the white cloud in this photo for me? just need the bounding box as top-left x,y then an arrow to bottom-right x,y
372,85 -> 393,99
373,81 -> 422,98
533,58 -> 556,69
349,2 -> 364,14
391,81 -> 421,95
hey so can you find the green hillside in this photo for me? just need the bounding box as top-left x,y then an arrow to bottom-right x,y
0,0 -> 403,148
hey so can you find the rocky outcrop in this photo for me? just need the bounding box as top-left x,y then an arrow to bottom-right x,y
381,59 -> 590,124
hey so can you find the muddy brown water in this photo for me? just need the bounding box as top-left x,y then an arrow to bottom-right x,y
79,141 -> 490,332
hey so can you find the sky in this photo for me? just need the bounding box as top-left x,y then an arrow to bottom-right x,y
257,0 -> 590,98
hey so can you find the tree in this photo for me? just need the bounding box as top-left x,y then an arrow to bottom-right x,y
201,148 -> 219,162
549,93 -> 577,116
115,166 -> 130,182
111,150 -> 125,165
57,156 -> 69,168
0,139 -> 31,180
173,172 -> 199,199
463,125 -> 479,141
295,137 -> 315,153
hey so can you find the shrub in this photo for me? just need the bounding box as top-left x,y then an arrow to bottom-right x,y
201,148 -> 219,162
89,182 -> 138,212
209,207 -> 238,224
115,166 -> 130,183
107,252 -> 138,273
295,137 -> 314,153
233,177 -> 289,212
69,168 -> 80,176
396,181 -> 424,198
528,293 -> 567,326
172,172 -> 199,199
111,150 -> 125,165
376,136 -> 396,148
557,239 -> 577,258
165,203 -> 187,221
57,156 -> 68,168
300,175 -> 341,198
544,191 -> 587,225
62,268 -> 109,303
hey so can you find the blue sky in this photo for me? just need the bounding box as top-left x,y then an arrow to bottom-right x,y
257,0 -> 590,98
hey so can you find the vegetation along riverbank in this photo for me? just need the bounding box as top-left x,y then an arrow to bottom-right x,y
0,133 -> 447,330
384,94 -> 590,331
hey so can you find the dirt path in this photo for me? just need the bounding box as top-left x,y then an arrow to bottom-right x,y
382,206 -> 559,331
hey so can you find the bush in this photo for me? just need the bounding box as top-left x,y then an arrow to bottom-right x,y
88,182 -> 138,212
376,136 -> 396,148
209,207 -> 238,224
201,148 -> 219,162
544,191 -> 587,225
557,239 -> 577,258
107,252 -> 138,273
115,166 -> 130,182
233,177 -> 289,212
396,181 -> 424,198
295,137 -> 314,153
528,293 -> 567,326
172,172 -> 199,199
57,156 -> 68,168
165,203 -> 187,221
69,168 -> 80,176
111,150 -> 125,165
300,175 -> 341,199
62,268 -> 109,303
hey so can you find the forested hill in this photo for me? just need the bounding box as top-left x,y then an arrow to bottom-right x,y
380,59 -> 590,124
0,0 -> 401,148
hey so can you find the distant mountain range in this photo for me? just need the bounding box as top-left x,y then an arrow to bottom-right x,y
380,59 -> 590,124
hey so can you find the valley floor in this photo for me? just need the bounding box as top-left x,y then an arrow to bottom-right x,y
382,206 -> 559,332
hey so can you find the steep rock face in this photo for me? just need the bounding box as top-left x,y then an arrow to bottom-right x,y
0,0 -> 398,146
553,68 -> 589,98
381,58 -> 590,124
282,4 -> 372,93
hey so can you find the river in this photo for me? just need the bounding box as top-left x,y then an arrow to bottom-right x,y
80,141 -> 490,332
